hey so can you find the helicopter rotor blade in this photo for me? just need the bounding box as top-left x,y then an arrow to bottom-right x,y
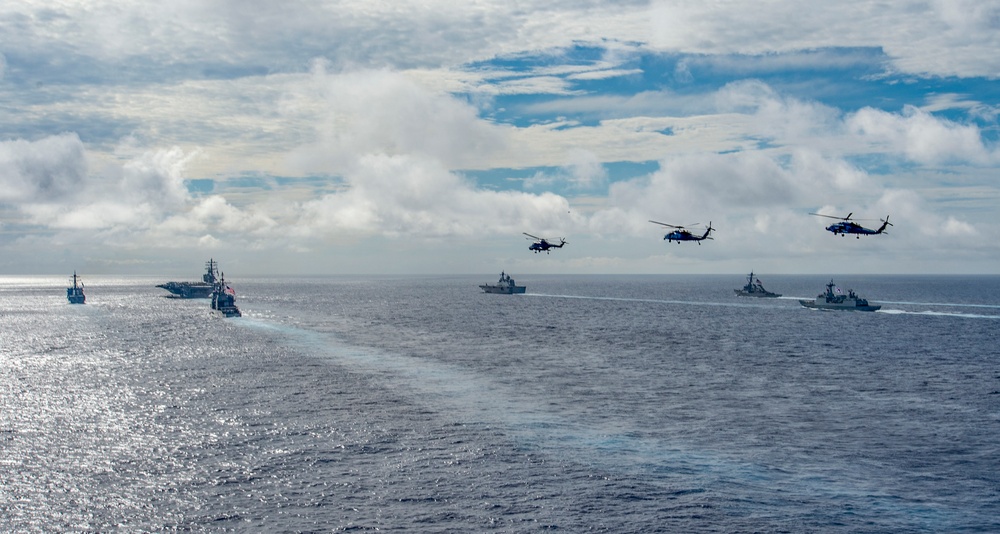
809,212 -> 848,220
648,220 -> 682,228
523,232 -> 541,240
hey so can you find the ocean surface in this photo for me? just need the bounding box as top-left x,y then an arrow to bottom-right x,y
2,274 -> 998,532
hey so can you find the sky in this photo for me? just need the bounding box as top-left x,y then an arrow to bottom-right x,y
2,0 -> 999,276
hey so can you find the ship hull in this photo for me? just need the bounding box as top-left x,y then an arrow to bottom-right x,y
799,300 -> 880,312
734,289 -> 780,298
480,284 -> 526,294
157,282 -> 214,298
214,306 -> 242,317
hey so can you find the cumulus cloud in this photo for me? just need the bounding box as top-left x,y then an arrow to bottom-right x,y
118,147 -> 197,208
275,68 -> 578,241
286,67 -> 511,175
939,217 -> 977,236
0,133 -> 88,202
294,153 -> 571,241
601,150 -> 846,226
1,134 -> 201,233
156,195 -> 276,237
524,149 -> 608,190
715,80 -> 844,143
847,106 -> 996,165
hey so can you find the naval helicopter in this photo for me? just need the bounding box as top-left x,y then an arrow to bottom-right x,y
524,233 -> 567,254
649,220 -> 715,244
809,212 -> 892,238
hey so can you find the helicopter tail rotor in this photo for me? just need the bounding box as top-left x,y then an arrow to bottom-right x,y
701,222 -> 715,240
876,215 -> 893,234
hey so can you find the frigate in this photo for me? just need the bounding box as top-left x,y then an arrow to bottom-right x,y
800,280 -> 880,311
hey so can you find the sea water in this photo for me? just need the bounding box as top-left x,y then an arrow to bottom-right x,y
2,275 -> 998,532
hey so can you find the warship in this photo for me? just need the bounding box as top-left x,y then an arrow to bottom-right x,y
480,272 -> 526,294
66,271 -> 86,304
734,271 -> 780,298
210,273 -> 242,317
157,259 -> 219,298
800,280 -> 880,312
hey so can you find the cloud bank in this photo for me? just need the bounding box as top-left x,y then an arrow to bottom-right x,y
1,1 -> 999,273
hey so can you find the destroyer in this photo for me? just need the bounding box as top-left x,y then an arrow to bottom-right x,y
66,271 -> 86,304
211,272 -> 242,317
480,272 -> 526,294
800,280 -> 880,312
157,259 -> 219,298
734,271 -> 780,298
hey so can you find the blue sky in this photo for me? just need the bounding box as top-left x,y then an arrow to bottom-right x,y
2,1 -> 999,275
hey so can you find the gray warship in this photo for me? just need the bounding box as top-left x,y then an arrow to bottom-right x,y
67,271 -> 86,304
210,272 -> 242,317
157,259 -> 219,298
480,272 -> 526,294
800,280 -> 880,312
734,271 -> 780,298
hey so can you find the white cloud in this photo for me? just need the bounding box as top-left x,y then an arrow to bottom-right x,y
13,0 -> 998,83
524,149 -> 608,190
520,80 -> 997,175
294,153 -> 572,241
285,68 -> 512,175
1,135 -> 203,233
118,147 -> 197,208
717,80 -> 844,142
940,216 -> 977,236
156,195 -> 278,239
0,133 -> 88,202
847,105 -> 996,166
566,68 -> 643,81
603,151 -> 815,225
0,1 -> 649,78
649,0 -> 1000,78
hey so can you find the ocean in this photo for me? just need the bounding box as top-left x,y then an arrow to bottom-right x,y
2,274 -> 998,532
